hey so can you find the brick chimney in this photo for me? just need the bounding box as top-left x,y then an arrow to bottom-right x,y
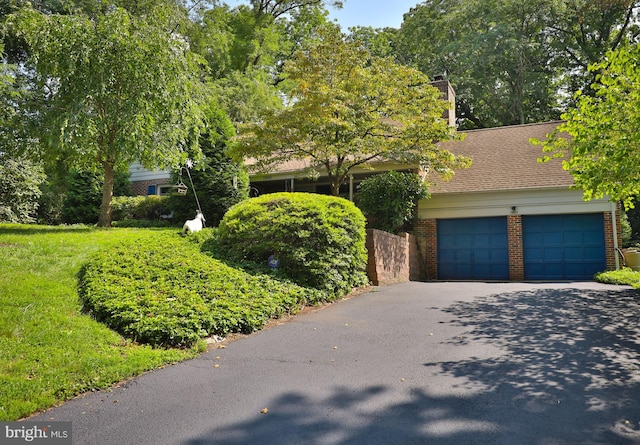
430,76 -> 456,128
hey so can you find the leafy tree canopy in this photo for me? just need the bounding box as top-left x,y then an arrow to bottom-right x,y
230,26 -> 471,195
396,0 -> 640,129
538,44 -> 640,209
8,3 -> 209,226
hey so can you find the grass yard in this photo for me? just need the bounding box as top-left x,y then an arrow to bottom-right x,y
0,223 -> 335,421
0,224 -> 197,421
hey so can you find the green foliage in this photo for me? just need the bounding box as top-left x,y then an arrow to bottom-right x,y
168,105 -> 249,226
395,0 -> 638,129
356,171 -> 429,233
112,195 -> 170,222
396,0 -> 558,129
595,268 -> 640,289
9,4 -> 208,226
231,26 -> 470,195
624,200 -> 640,245
61,170 -> 131,225
0,156 -> 45,223
80,229 -> 324,347
538,44 -> 640,209
214,192 -> 369,295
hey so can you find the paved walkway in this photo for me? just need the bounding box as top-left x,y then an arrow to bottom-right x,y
33,282 -> 640,444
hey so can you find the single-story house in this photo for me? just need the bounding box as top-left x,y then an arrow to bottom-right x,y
128,75 -> 621,282
248,120 -> 621,282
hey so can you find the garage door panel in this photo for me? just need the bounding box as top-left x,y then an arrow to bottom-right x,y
523,214 -> 606,280
564,232 -> 583,244
438,217 -> 509,280
545,232 -> 563,244
565,247 -> 585,261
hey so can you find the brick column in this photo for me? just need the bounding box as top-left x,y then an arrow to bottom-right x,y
508,214 -> 524,281
413,219 -> 437,280
604,209 -> 620,271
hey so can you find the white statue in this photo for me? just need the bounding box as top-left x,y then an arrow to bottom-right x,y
182,211 -> 205,234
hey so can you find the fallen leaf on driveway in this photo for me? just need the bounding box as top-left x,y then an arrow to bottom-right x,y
261,408 -> 269,414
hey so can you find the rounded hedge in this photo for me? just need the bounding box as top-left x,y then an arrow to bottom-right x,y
216,193 -> 369,295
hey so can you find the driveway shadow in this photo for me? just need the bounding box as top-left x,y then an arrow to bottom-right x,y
186,287 -> 640,445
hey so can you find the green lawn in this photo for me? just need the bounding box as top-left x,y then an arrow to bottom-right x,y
0,224 -> 196,421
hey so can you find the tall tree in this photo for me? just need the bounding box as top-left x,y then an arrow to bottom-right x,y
396,0 -> 640,129
230,26 -> 470,195
546,0 -> 640,102
191,0 -> 340,123
9,4 -> 208,226
538,44 -> 640,209
397,0 -> 558,129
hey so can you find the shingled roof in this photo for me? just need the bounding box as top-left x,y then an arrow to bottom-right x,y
430,121 -> 573,194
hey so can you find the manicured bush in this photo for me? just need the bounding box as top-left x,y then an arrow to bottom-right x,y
356,171 -> 429,233
214,192 -> 369,296
594,268 -> 640,288
79,230 -> 324,347
112,195 -> 171,221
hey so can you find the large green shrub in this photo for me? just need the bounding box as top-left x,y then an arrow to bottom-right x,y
0,156 -> 45,223
61,170 -> 131,224
80,230 -> 324,348
215,193 -> 369,296
112,195 -> 171,221
356,171 -> 429,233
168,105 -> 248,226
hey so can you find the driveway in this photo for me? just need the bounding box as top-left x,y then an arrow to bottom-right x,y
33,282 -> 640,444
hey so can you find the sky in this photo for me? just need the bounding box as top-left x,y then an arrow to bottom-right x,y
222,1 -> 420,30
327,0 -> 419,29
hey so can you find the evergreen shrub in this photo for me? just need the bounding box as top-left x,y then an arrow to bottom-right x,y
80,230 -> 324,347
214,193 -> 369,296
356,171 -> 429,233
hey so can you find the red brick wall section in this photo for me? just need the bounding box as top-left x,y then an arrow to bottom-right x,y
131,180 -> 171,196
604,209 -> 621,271
508,214 -> 524,280
413,219 -> 437,280
365,229 -> 425,285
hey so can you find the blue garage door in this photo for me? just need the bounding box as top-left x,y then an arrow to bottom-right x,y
523,214 -> 606,280
437,217 -> 509,280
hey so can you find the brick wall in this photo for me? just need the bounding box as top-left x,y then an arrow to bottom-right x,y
131,179 -> 171,196
604,209 -> 622,271
507,214 -> 524,280
413,219 -> 437,280
366,229 -> 424,285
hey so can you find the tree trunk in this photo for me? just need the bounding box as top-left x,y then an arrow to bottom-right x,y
330,178 -> 341,196
98,162 -> 115,228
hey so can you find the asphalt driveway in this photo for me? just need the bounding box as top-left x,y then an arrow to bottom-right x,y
33,282 -> 640,444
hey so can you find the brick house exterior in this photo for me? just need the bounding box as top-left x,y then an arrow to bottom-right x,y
416,121 -> 621,281
244,120 -> 621,281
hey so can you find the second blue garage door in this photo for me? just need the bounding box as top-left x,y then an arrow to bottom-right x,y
523,214 -> 606,280
437,217 -> 509,280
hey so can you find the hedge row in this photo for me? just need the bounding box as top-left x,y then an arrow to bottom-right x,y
80,230 -> 325,348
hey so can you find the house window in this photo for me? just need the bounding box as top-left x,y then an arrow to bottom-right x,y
159,185 -> 177,196
147,185 -> 157,195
